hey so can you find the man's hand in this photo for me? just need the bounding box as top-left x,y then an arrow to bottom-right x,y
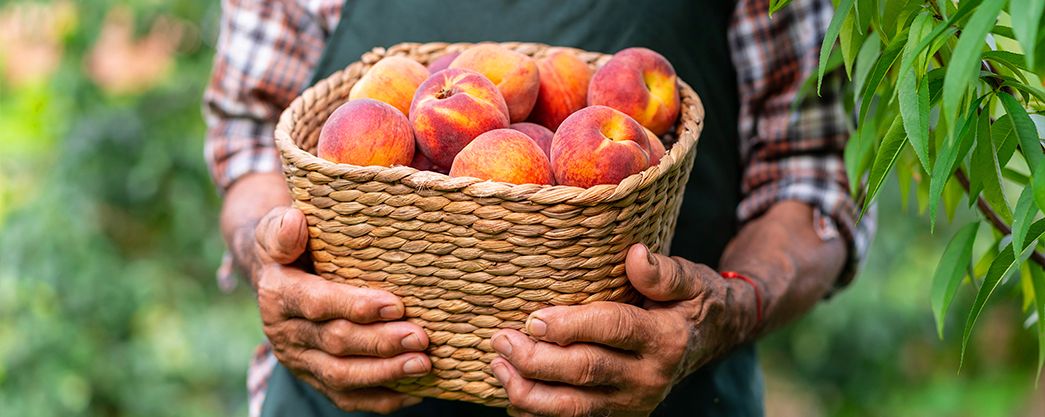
489,243 -> 757,417
247,206 -> 431,413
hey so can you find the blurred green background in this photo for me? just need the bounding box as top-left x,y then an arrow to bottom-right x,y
0,1 -> 1042,416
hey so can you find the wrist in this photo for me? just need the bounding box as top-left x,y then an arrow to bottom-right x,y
719,270 -> 764,341
229,218 -> 263,287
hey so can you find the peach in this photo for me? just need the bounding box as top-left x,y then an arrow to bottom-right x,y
410,68 -> 510,167
450,129 -> 553,185
427,51 -> 460,73
349,56 -> 429,116
409,151 -> 437,171
588,47 -> 680,135
644,128 -> 666,166
527,49 -> 592,130
509,122 -> 553,158
317,99 -> 414,167
450,44 -> 539,123
550,105 -> 651,187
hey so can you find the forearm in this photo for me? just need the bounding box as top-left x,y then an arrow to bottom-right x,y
220,172 -> 293,287
719,200 -> 847,337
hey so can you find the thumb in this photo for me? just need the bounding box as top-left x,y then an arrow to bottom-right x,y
255,207 -> 308,265
624,243 -> 709,302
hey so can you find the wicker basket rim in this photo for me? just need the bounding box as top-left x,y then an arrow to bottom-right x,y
274,41 -> 705,207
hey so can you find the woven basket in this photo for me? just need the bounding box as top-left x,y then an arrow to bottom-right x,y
274,42 -> 704,407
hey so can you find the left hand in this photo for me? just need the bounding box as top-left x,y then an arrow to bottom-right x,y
489,243 -> 759,417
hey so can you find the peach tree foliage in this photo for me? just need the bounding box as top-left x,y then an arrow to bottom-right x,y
771,0 -> 1045,375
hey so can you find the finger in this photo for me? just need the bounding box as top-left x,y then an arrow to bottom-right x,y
298,373 -> 423,414
491,358 -> 604,417
492,330 -> 634,387
525,302 -> 654,351
302,349 -> 431,391
283,319 -> 428,357
255,207 -> 308,265
625,243 -> 712,302
276,266 -> 405,323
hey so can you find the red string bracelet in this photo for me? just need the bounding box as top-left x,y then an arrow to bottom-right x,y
721,271 -> 763,324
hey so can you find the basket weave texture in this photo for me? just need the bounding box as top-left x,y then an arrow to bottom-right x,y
274,42 -> 704,407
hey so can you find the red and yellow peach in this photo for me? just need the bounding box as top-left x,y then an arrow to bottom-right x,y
317,98 -> 415,167
410,68 -> 510,167
550,105 -> 651,187
450,129 -> 554,185
588,47 -> 680,135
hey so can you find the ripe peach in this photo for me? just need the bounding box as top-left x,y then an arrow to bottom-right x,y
509,122 -> 553,158
450,44 -> 539,123
644,128 -> 666,166
527,49 -> 592,130
427,51 -> 460,73
450,129 -> 553,185
588,47 -> 680,135
409,151 -> 437,171
550,106 -> 651,187
349,56 -> 429,116
317,99 -> 414,167
410,68 -> 510,167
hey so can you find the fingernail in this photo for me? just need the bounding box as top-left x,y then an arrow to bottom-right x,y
403,397 -> 423,407
490,361 -> 510,383
379,305 -> 402,320
643,244 -> 658,266
401,333 -> 424,351
403,357 -> 427,376
527,316 -> 547,337
492,334 -> 513,356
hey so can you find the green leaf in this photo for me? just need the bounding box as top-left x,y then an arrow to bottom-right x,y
845,116 -> 877,195
1003,167 -> 1031,184
855,0 -> 873,35
897,0 -> 982,79
1010,0 -> 1045,69
899,70 -> 931,171
859,30 -> 909,126
839,10 -> 866,78
897,11 -> 935,79
993,114 -> 1017,166
941,0 -> 1005,127
817,0 -> 855,94
853,31 -> 882,104
1012,186 -> 1037,254
769,0 -> 793,16
983,50 -> 1031,72
999,93 -> 1044,173
931,222 -> 980,339
1035,163 -> 1045,216
861,116 -> 906,220
926,67 -> 946,104
961,219 -> 1045,368
997,75 -> 1045,104
970,109 -> 1012,223
929,96 -> 986,230
1030,264 -> 1045,381
897,149 -> 915,209
943,174 -> 964,220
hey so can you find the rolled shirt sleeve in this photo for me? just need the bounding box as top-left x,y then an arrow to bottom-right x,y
729,0 -> 874,287
202,0 -> 340,193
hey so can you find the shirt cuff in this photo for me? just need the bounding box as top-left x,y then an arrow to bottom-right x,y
737,175 -> 875,291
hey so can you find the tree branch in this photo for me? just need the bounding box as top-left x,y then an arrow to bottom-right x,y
954,169 -> 1045,268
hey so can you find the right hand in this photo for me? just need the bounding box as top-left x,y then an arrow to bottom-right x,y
247,207 -> 431,413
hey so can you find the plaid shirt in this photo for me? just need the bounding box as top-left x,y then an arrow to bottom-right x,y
204,0 -> 874,415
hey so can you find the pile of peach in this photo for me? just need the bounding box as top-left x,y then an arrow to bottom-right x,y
316,45 -> 680,187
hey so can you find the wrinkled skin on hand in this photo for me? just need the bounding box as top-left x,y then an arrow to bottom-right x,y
245,207 -> 432,413
490,244 -> 758,417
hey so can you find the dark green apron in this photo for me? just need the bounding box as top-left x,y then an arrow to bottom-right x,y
263,1 -> 760,415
